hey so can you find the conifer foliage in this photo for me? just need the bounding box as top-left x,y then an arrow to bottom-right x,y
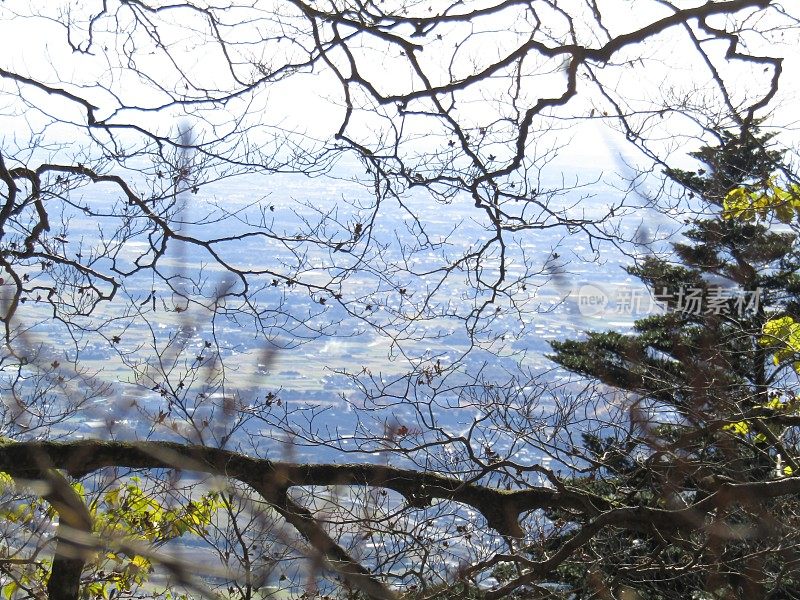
549,129 -> 800,598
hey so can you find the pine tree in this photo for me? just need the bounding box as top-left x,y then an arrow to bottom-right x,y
546,128 -> 800,599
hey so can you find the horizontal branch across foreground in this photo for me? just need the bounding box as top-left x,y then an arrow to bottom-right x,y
0,439 -> 599,538
2,440 -> 800,599
4,439 -> 800,533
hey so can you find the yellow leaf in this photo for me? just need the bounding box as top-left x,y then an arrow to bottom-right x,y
723,180 -> 800,223
761,316 -> 800,371
3,581 -> 19,600
723,421 -> 750,436
723,187 -> 754,220
0,472 -> 14,493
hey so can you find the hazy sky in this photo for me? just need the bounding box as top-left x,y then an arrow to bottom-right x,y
2,0 -> 797,168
